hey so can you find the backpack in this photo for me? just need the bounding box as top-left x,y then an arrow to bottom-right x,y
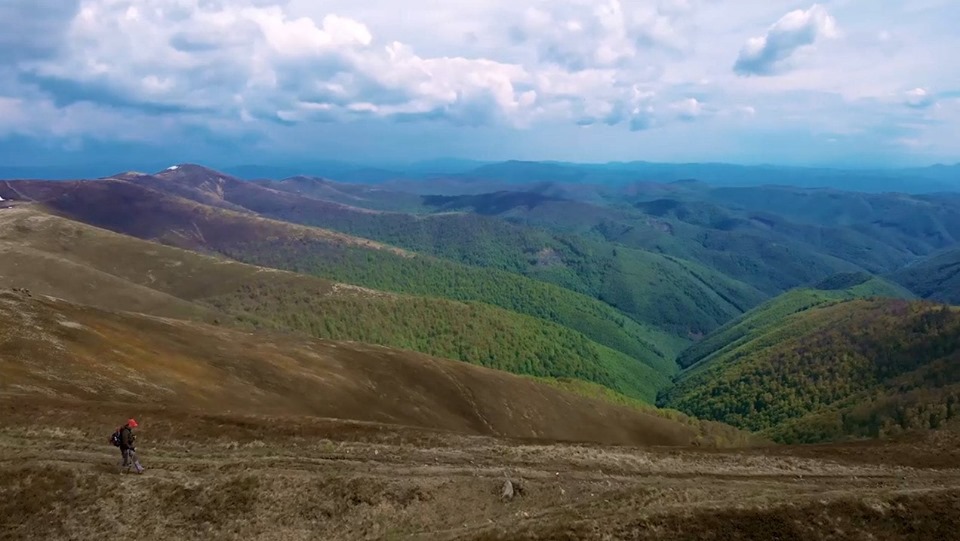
109,427 -> 123,447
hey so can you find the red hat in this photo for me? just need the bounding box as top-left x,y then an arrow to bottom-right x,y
127,418 -> 139,428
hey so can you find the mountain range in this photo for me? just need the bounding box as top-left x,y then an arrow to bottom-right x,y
4,159 -> 959,193
6,160 -> 960,539
2,161 -> 959,446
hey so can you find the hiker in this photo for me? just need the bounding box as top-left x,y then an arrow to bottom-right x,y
112,418 -> 144,474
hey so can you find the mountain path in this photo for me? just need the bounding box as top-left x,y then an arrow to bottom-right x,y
5,414 -> 960,541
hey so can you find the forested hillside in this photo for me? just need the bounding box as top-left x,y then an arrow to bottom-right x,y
209,282 -> 669,400
420,192 -> 923,294
676,273 -> 914,370
223,235 -> 755,347
891,248 -> 960,304
219,238 -> 685,368
661,298 -> 960,442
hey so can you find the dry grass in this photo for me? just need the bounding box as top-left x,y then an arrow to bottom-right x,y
0,290 -> 732,447
2,397 -> 960,541
0,179 -> 412,256
2,293 -> 958,539
0,205 -> 338,309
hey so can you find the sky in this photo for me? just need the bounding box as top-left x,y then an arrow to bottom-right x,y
0,0 -> 958,168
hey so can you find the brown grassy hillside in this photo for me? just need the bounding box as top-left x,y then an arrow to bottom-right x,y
0,206 -> 674,401
0,178 -> 405,255
0,204 -> 336,314
0,289 -> 746,447
2,392 -> 959,540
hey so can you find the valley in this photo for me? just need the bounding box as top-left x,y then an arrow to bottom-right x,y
2,162 -> 960,539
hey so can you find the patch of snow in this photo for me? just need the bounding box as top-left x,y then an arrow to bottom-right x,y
166,165 -> 180,171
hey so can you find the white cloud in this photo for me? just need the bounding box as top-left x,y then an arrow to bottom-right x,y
896,137 -> 925,149
509,0 -> 691,71
734,4 -> 838,76
23,0 -> 544,127
669,97 -> 703,120
14,0 -> 705,133
904,87 -> 935,109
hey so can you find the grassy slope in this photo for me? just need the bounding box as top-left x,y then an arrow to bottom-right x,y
662,298 -> 960,443
3,402 -> 958,541
2,179 -> 681,370
535,378 -> 759,447
0,205 -> 667,400
0,290 -> 733,447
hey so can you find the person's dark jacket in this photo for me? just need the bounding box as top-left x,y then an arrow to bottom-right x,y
120,427 -> 136,451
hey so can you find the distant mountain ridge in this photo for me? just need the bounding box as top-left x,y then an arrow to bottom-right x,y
2,160 -> 957,193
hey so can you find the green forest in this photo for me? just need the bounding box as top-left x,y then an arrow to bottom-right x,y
662,299 -> 960,442
202,280 -> 670,401
676,275 -> 914,369
216,237 -> 689,373
222,196 -> 767,337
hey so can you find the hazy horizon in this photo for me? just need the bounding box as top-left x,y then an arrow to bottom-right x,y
2,155 -> 958,175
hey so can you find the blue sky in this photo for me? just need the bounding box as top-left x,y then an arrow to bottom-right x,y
0,0 -> 957,167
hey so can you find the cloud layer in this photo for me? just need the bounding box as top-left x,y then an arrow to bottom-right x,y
733,4 -> 837,76
0,0 -> 958,166
15,0 -> 689,131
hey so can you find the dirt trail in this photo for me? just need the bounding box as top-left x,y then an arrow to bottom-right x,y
3,407 -> 960,540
